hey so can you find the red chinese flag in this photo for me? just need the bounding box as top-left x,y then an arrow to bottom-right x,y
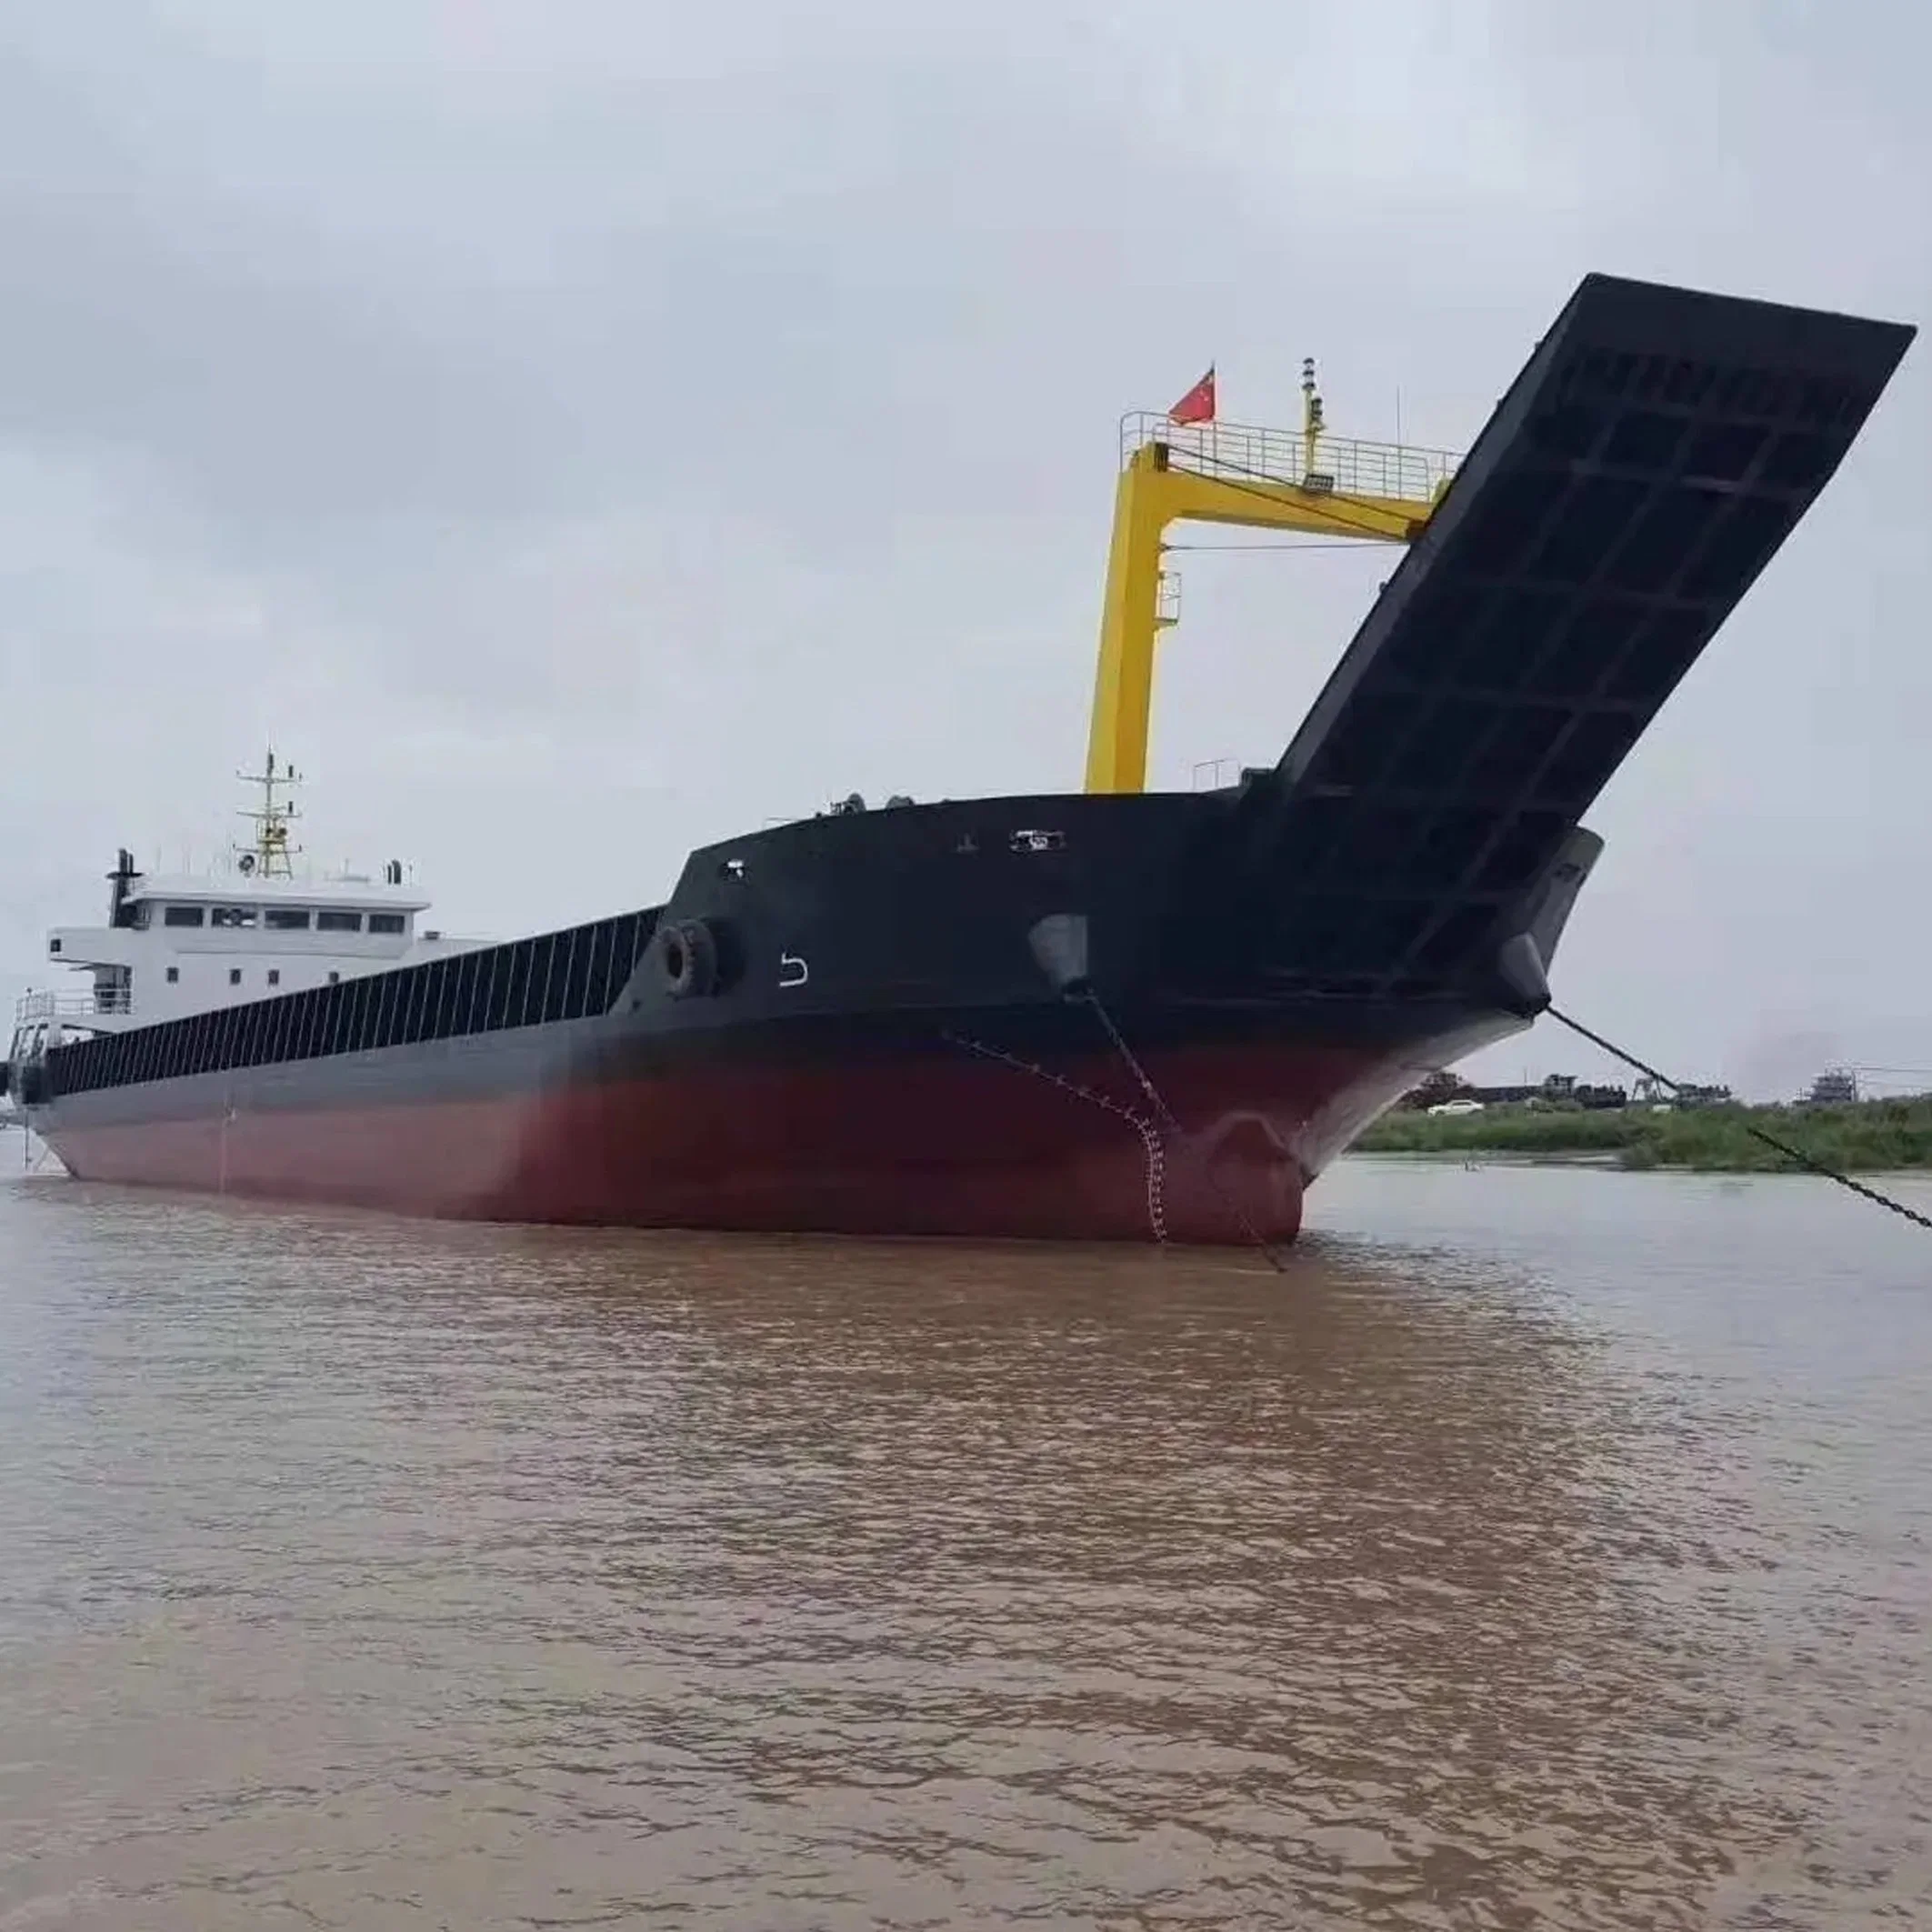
1168,365 -> 1216,425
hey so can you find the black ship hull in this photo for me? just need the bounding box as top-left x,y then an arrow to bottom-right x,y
25,789 -> 1567,1242
15,275 -> 1915,1241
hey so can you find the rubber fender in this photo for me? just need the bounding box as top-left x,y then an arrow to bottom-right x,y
657,918 -> 721,999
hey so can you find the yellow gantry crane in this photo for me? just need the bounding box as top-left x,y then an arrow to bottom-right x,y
1084,362 -> 1461,794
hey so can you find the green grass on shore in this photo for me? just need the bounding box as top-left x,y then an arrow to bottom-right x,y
1354,1095 -> 1932,1173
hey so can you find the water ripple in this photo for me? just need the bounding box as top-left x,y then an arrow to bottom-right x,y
1,1164 -> 1927,1927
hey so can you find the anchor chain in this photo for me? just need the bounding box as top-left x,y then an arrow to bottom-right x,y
941,1029 -> 1169,1243
1078,991 -> 1176,1130
945,999 -> 1290,1268
1550,1007 -> 1932,1236
1077,992 -> 1287,1269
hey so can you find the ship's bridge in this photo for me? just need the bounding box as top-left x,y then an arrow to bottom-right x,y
17,751 -> 494,1043
25,866 -> 483,1041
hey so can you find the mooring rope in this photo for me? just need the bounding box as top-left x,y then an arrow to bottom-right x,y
1549,1006 -> 1932,1235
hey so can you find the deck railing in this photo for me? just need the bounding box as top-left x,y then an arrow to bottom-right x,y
14,987 -> 132,1026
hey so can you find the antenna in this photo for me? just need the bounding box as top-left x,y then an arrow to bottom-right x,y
235,747 -> 304,880
1300,356 -> 1325,480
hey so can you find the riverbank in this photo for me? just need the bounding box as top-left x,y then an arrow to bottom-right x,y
1356,1095 -> 1932,1172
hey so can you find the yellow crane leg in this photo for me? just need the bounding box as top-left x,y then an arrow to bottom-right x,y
1085,449 -> 1169,795
1083,442 -> 1435,795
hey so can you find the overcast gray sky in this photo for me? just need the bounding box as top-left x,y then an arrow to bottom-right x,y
2,0 -> 1926,1097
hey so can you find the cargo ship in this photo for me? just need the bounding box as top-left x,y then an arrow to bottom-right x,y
5,275 -> 1914,1242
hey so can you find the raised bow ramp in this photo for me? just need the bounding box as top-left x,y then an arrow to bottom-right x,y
1233,274 -> 1914,997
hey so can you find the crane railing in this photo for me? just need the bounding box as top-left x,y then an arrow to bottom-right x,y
1086,413 -> 1463,795
1119,413 -> 1458,506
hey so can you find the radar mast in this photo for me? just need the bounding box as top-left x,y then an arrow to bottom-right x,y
235,748 -> 302,879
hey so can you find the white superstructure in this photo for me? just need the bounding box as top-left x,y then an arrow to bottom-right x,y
11,753 -> 487,1060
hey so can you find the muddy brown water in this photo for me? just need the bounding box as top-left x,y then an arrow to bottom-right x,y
1,1156 -> 1927,1927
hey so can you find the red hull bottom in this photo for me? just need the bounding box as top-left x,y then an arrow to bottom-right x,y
41,1040 -> 1423,1244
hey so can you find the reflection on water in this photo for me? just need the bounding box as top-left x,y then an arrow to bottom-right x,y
0,1161 -> 1927,1928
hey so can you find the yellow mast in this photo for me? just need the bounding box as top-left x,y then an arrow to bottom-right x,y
1085,367 -> 1458,794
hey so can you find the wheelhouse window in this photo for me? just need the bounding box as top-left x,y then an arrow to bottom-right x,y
315,910 -> 362,934
211,906 -> 257,929
368,913 -> 406,936
164,906 -> 205,928
265,908 -> 311,931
